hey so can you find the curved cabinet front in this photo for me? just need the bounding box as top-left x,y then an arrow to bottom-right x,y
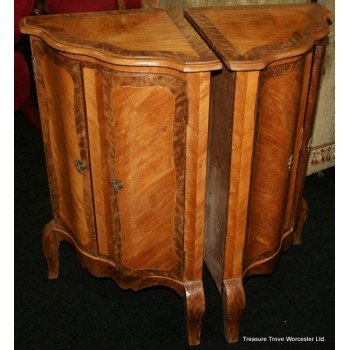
243,56 -> 309,271
83,67 -> 187,281
31,39 -> 211,346
32,40 -> 98,255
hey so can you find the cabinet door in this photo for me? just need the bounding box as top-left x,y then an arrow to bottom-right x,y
282,52 -> 313,234
83,67 -> 187,280
243,57 -> 308,269
32,41 -> 97,255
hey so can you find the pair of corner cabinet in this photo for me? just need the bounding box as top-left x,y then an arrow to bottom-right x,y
20,3 -> 330,346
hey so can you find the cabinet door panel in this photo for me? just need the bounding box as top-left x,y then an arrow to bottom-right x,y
111,86 -> 176,271
32,41 -> 97,254
244,59 -> 305,268
282,53 -> 313,233
101,71 -> 187,279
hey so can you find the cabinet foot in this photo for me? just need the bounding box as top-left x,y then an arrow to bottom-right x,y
184,281 -> 205,346
222,278 -> 245,343
293,199 -> 308,245
42,220 -> 60,279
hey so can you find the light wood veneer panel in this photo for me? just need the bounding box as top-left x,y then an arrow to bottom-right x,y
185,4 -> 330,70
243,59 -> 305,269
111,86 -> 177,271
33,41 -> 97,255
183,72 -> 210,282
101,70 -> 187,279
42,57 -> 92,245
20,10 -> 221,72
224,71 -> 259,279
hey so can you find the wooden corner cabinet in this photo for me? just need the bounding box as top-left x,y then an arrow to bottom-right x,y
20,9 -> 220,345
185,3 -> 331,342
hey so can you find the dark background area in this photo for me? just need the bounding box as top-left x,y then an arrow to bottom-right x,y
15,112 -> 334,350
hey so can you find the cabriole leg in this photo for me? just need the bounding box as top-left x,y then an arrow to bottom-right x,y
184,281 -> 205,346
222,278 -> 245,343
42,220 -> 60,279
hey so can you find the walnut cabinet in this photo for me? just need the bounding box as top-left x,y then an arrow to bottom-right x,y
20,9 -> 221,345
185,3 -> 331,342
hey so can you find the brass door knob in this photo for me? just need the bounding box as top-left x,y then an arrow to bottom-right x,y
112,178 -> 123,192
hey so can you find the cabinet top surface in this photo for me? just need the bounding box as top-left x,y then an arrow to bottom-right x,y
185,3 -> 331,71
20,9 -> 221,72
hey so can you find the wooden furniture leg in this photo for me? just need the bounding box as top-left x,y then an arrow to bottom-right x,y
184,281 -> 205,346
222,278 -> 245,343
42,220 -> 60,279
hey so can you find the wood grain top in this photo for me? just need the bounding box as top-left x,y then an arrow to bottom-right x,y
185,3 -> 331,71
20,9 -> 221,72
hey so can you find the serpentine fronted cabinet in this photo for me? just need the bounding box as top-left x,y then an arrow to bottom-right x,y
20,9 -> 221,345
185,3 -> 331,342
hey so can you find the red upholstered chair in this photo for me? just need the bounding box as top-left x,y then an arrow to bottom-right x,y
15,0 -> 41,130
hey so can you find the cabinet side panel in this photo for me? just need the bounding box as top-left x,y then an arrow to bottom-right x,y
111,86 -> 176,271
224,71 -> 259,279
32,40 -> 97,254
204,67 -> 235,290
244,59 -> 305,270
